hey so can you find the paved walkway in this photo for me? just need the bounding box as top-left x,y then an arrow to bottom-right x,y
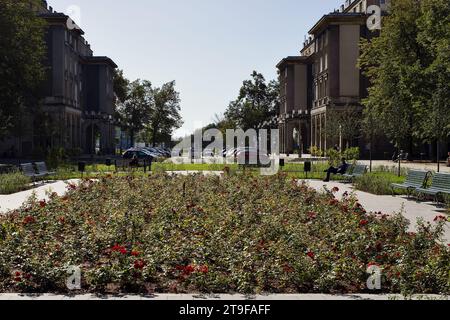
0,180 -> 79,213
304,180 -> 450,242
0,293 -> 446,300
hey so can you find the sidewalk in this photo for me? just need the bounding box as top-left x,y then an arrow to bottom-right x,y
0,180 -> 79,213
304,180 -> 450,242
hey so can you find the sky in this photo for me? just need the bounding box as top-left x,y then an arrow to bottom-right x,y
49,0 -> 344,138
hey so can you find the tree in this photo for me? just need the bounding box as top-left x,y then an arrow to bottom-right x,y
361,102 -> 383,172
416,0 -> 450,171
324,105 -> 362,151
360,0 -> 450,171
0,0 -> 46,139
144,81 -> 183,146
116,80 -> 152,146
224,71 -> 279,130
359,0 -> 424,158
113,69 -> 130,104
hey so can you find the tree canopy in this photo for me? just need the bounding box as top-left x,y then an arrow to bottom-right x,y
115,75 -> 183,147
224,71 -> 279,131
0,0 -> 47,138
359,0 -> 450,160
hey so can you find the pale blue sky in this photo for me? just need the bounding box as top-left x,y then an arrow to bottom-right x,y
50,0 -> 344,137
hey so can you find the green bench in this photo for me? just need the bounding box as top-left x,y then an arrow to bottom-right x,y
342,164 -> 367,182
416,172 -> 450,203
391,170 -> 431,197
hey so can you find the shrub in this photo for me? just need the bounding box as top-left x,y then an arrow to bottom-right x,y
354,173 -> 406,195
343,147 -> 360,162
309,146 -> 323,157
0,174 -> 448,295
0,171 -> 31,195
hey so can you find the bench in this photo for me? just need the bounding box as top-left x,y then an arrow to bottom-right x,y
35,162 -> 56,179
391,170 -> 431,197
20,163 -> 46,183
415,172 -> 450,203
342,164 -> 367,182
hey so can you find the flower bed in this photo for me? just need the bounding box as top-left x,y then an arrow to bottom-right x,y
0,173 -> 448,294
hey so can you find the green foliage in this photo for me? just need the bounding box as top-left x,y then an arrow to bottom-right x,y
324,106 -> 362,149
0,0 -> 47,138
309,146 -> 323,157
224,71 -> 279,130
360,0 -> 450,155
327,147 -> 360,166
0,174 -> 448,294
343,148 -> 361,162
0,171 -> 31,195
354,173 -> 406,196
116,79 -> 183,147
144,81 -> 183,146
46,148 -> 67,169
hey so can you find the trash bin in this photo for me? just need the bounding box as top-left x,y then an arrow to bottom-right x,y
78,162 -> 86,173
304,161 -> 312,173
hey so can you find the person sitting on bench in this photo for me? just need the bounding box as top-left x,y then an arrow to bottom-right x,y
323,158 -> 350,182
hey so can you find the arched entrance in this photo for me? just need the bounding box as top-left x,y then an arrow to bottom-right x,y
85,124 -> 101,155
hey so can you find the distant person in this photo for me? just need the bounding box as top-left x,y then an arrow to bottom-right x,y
323,158 -> 350,182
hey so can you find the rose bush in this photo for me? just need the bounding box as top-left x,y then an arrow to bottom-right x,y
0,173 -> 448,294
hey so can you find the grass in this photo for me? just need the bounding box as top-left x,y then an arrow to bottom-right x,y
0,171 -> 31,195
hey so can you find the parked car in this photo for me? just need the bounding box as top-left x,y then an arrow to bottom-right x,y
123,148 -> 156,161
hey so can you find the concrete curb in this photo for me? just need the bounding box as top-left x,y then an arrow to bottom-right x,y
0,294 -> 447,301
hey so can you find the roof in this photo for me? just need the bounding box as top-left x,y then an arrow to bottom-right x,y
308,13 -> 366,34
39,12 -> 85,35
82,56 -> 118,68
276,56 -> 309,69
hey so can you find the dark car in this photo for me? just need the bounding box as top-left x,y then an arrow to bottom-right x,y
123,149 -> 155,161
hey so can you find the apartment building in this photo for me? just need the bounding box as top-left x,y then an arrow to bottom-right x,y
0,0 -> 117,157
275,0 -> 393,157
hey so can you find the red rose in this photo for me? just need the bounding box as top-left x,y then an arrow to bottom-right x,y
332,187 -> 339,193
39,200 -> 46,208
360,220 -> 369,227
130,251 -> 140,257
306,251 -> 315,260
111,244 -> 127,255
23,216 -> 36,225
434,215 -> 447,222
134,259 -> 146,270
198,265 -> 209,274
184,265 -> 195,275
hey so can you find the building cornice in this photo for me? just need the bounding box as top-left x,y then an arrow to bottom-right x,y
308,13 -> 367,35
276,56 -> 310,70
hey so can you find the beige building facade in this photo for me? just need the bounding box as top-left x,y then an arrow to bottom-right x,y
275,0 -> 393,157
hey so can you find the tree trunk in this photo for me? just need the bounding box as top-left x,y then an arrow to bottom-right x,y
152,125 -> 158,147
130,130 -> 135,148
